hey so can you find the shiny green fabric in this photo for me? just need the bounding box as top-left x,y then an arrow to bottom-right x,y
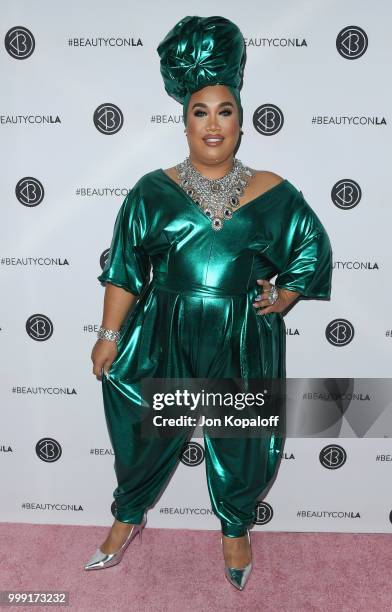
157,15 -> 245,126
98,169 -> 332,536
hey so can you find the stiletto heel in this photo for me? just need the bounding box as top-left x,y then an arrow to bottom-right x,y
221,530 -> 253,591
84,512 -> 147,571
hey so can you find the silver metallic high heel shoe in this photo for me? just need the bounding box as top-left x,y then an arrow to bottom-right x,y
221,530 -> 253,591
84,513 -> 147,571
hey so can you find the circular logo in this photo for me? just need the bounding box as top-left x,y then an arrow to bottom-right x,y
252,104 -> 284,135
36,438 -> 62,462
26,314 -> 54,341
111,500 -> 117,517
331,179 -> 361,210
93,103 -> 124,135
254,501 -> 274,525
16,177 -> 45,207
180,441 -> 205,466
100,249 -> 110,270
325,319 -> 354,347
319,444 -> 347,469
336,26 -> 368,60
5,26 -> 35,59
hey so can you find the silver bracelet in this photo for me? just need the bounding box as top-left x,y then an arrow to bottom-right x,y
97,326 -> 121,343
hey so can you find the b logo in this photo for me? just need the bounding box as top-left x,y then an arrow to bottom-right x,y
36,438 -> 62,462
100,249 -> 110,271
5,26 -> 35,59
253,104 -> 284,136
16,178 -> 45,207
93,103 -> 124,135
319,444 -> 347,469
336,26 -> 368,60
180,441 -> 204,466
254,501 -> 274,525
26,314 -> 54,341
326,319 -> 354,347
331,180 -> 361,210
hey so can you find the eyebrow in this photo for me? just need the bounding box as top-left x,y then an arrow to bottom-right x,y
191,101 -> 235,110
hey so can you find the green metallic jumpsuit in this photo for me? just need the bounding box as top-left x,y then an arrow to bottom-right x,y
97,168 -> 332,537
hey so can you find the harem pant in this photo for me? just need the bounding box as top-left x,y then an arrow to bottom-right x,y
101,282 -> 286,537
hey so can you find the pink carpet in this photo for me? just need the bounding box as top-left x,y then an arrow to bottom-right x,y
1,522 -> 390,611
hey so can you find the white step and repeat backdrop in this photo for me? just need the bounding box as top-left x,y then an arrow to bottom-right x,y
1,1 -> 391,533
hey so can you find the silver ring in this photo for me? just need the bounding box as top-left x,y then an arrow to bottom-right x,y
267,284 -> 279,305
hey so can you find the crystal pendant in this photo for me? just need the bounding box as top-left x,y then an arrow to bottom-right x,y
212,217 -> 223,230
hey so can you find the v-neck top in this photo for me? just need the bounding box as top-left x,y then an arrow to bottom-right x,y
98,167 -> 332,301
159,168 -> 289,217
97,167 -> 332,385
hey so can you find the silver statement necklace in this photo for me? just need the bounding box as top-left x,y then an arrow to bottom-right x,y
175,157 -> 256,230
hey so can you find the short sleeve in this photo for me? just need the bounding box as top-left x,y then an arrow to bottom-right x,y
275,193 -> 332,299
97,188 -> 150,296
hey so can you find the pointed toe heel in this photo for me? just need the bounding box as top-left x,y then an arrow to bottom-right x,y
224,562 -> 253,591
84,512 -> 147,571
221,530 -> 253,591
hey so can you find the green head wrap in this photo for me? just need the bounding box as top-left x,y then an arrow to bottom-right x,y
157,16 -> 246,127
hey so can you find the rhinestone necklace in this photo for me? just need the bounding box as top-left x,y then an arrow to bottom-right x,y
175,157 -> 256,230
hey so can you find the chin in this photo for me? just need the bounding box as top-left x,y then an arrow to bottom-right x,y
202,148 -> 234,161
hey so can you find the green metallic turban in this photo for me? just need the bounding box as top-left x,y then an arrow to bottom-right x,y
157,15 -> 246,127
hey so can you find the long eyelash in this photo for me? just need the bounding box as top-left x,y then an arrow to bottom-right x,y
193,109 -> 232,116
